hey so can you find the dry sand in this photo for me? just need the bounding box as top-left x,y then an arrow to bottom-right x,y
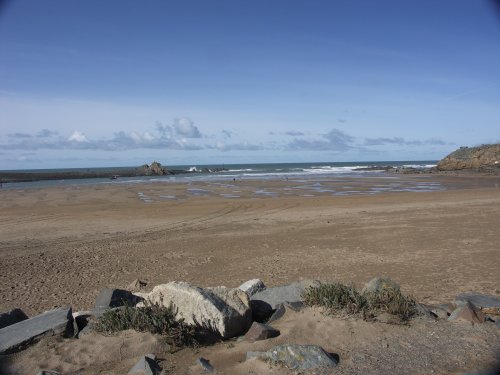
0,173 -> 499,374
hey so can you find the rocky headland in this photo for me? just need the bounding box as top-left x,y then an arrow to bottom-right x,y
436,143 -> 500,172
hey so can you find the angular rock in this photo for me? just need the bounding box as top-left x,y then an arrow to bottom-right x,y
93,288 -> 141,316
250,280 -> 317,321
361,277 -> 400,295
143,282 -> 252,338
244,322 -> 280,342
127,279 -> 148,293
0,308 -> 29,329
454,293 -> 500,309
196,357 -> 215,373
77,324 -> 94,338
72,311 -> 92,335
266,302 -> 301,325
246,344 -> 338,370
128,354 -> 160,375
448,301 -> 486,324
0,307 -> 73,354
36,371 -> 61,375
238,279 -> 266,296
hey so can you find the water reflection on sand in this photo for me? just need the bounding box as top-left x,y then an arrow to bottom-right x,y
132,175 -> 447,203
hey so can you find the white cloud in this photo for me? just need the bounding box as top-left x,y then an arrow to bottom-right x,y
173,117 -> 202,138
68,130 -> 89,142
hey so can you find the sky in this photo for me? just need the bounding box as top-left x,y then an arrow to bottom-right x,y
1,0 -> 500,169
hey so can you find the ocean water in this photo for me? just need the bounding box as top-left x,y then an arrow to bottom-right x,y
0,161 -> 437,191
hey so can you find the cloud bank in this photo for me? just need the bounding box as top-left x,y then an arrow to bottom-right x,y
1,119 -> 449,155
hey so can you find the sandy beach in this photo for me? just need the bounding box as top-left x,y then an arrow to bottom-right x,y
1,173 -> 499,374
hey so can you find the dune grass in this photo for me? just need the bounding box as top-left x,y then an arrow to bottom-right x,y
302,282 -> 418,323
95,301 -> 197,348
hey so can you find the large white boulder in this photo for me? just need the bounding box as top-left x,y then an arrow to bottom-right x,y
144,281 -> 252,338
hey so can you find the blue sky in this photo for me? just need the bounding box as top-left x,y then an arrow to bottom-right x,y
1,0 -> 499,169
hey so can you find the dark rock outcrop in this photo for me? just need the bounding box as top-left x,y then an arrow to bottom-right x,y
436,144 -> 500,171
138,161 -> 170,176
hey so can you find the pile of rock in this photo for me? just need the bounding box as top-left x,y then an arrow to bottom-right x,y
1,277 -> 499,374
436,143 -> 500,171
137,161 -> 170,176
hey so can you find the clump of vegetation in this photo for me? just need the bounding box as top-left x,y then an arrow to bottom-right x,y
302,282 -> 419,323
364,289 -> 418,321
302,282 -> 366,315
95,301 -> 197,348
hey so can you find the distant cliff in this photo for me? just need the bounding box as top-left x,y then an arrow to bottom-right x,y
436,144 -> 500,171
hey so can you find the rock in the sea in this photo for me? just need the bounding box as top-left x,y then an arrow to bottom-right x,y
250,280 -> 317,321
128,354 -> 160,375
448,301 -> 486,324
0,307 -> 73,354
244,322 -> 280,342
196,357 -> 216,373
436,144 -> 500,171
361,277 -> 400,295
247,344 -> 338,370
127,279 -> 148,293
0,308 -> 29,329
143,281 -> 252,338
454,293 -> 500,309
238,279 -> 266,296
93,288 -> 141,316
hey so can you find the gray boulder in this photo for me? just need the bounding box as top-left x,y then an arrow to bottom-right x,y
238,279 -> 266,296
0,307 -> 73,354
93,288 -> 141,316
128,354 -> 160,375
0,308 -> 29,329
142,282 -> 252,338
247,344 -> 338,370
454,293 -> 500,308
250,280 -> 317,321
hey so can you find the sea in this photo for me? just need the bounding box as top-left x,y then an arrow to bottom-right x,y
0,161 -> 437,191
